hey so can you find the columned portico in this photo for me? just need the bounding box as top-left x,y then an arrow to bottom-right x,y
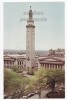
39,61 -> 64,70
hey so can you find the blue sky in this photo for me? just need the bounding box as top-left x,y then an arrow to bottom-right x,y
4,2 -> 65,50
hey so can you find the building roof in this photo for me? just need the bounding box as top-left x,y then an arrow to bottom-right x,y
39,61 -> 64,64
39,56 -> 64,65
4,54 -> 26,59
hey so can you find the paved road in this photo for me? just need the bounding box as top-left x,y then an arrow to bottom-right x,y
28,90 -> 49,99
28,94 -> 39,99
41,90 -> 48,98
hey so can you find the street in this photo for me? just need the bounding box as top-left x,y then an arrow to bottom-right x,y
28,89 -> 49,99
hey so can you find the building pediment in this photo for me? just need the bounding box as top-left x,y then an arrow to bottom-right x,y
4,55 -> 16,61
38,56 -> 64,62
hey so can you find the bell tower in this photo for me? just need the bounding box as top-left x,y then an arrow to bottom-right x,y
26,6 -> 35,68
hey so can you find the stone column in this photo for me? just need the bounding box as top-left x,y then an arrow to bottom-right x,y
46,64 -> 47,69
45,64 -> 46,69
58,64 -> 60,69
51,64 -> 52,69
48,64 -> 49,69
54,64 -> 55,69
60,65 -> 62,69
49,64 -> 50,69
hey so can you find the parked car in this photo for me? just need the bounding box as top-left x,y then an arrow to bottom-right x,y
4,95 -> 8,99
7,96 -> 12,99
35,91 -> 38,94
23,96 -> 27,99
27,93 -> 35,98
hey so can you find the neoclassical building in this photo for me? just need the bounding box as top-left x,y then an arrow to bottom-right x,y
4,54 -> 26,70
4,54 -> 65,70
38,56 -> 65,70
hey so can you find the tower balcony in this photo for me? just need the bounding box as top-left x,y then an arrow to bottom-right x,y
26,24 -> 35,28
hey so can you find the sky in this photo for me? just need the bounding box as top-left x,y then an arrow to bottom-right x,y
4,2 -> 65,50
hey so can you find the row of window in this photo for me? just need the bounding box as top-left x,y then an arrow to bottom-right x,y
4,60 -> 23,66
18,61 -> 23,65
5,66 -> 13,69
4,61 -> 14,64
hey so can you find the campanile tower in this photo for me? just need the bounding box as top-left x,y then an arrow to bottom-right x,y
26,6 -> 35,68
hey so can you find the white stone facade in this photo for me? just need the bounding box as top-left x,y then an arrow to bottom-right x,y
4,54 -> 65,70
26,7 -> 35,68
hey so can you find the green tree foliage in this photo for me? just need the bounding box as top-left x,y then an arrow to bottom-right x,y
46,69 -> 65,91
12,66 -> 19,72
29,68 -> 65,98
4,68 -> 29,96
24,68 -> 47,98
4,67 -> 65,98
34,68 -> 47,98
27,67 -> 34,75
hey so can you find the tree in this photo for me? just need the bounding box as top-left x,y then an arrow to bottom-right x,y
25,68 -> 47,98
46,69 -> 65,92
27,67 -> 34,75
28,76 -> 38,93
12,66 -> 19,72
4,68 -> 29,98
34,68 -> 47,98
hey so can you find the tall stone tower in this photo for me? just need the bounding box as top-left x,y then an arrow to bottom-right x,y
26,6 -> 35,68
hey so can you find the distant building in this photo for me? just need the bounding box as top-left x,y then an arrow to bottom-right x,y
39,56 -> 65,70
48,49 -> 65,57
48,49 -> 55,56
4,54 -> 65,70
4,55 -> 26,70
55,48 -> 65,57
